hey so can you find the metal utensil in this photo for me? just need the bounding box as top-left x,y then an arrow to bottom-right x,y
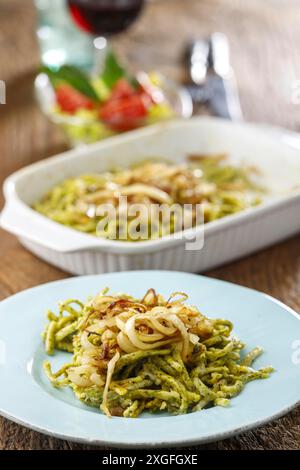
207,32 -> 243,120
184,33 -> 243,120
184,39 -> 210,108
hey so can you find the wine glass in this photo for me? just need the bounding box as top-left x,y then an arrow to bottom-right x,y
66,0 -> 146,67
67,0 -> 145,36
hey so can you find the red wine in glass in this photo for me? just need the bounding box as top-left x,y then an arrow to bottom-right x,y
67,0 -> 145,36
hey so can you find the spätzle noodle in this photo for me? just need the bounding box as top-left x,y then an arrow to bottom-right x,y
42,288 -> 273,418
34,156 -> 263,242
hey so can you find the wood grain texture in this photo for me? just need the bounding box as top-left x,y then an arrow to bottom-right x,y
0,0 -> 299,451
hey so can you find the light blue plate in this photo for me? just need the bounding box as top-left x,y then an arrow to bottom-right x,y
0,271 -> 299,448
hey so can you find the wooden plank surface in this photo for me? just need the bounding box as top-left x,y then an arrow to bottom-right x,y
0,0 -> 299,450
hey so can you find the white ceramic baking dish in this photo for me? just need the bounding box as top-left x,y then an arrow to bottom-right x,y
1,117 -> 300,275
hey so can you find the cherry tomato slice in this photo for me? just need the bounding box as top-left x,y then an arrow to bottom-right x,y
99,93 -> 151,132
55,84 -> 94,114
110,78 -> 135,100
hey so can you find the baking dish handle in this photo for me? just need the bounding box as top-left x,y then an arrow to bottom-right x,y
0,199 -> 105,253
0,198 -> 182,254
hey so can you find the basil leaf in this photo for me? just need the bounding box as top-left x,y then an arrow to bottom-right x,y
100,50 -> 126,89
41,65 -> 100,102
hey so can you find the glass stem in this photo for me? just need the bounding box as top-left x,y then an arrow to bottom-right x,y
92,36 -> 108,76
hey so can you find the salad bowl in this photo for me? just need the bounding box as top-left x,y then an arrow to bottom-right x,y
35,52 -> 193,146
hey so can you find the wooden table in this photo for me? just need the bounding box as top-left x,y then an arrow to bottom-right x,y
0,0 -> 299,450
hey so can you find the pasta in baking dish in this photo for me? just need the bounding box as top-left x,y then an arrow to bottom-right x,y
34,155 -> 263,242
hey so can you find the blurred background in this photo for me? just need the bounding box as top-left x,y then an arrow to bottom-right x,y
1,0 -> 300,184
1,0 -> 300,451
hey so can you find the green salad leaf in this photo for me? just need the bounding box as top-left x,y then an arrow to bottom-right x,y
101,50 -> 126,88
41,65 -> 100,102
101,49 -> 138,89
